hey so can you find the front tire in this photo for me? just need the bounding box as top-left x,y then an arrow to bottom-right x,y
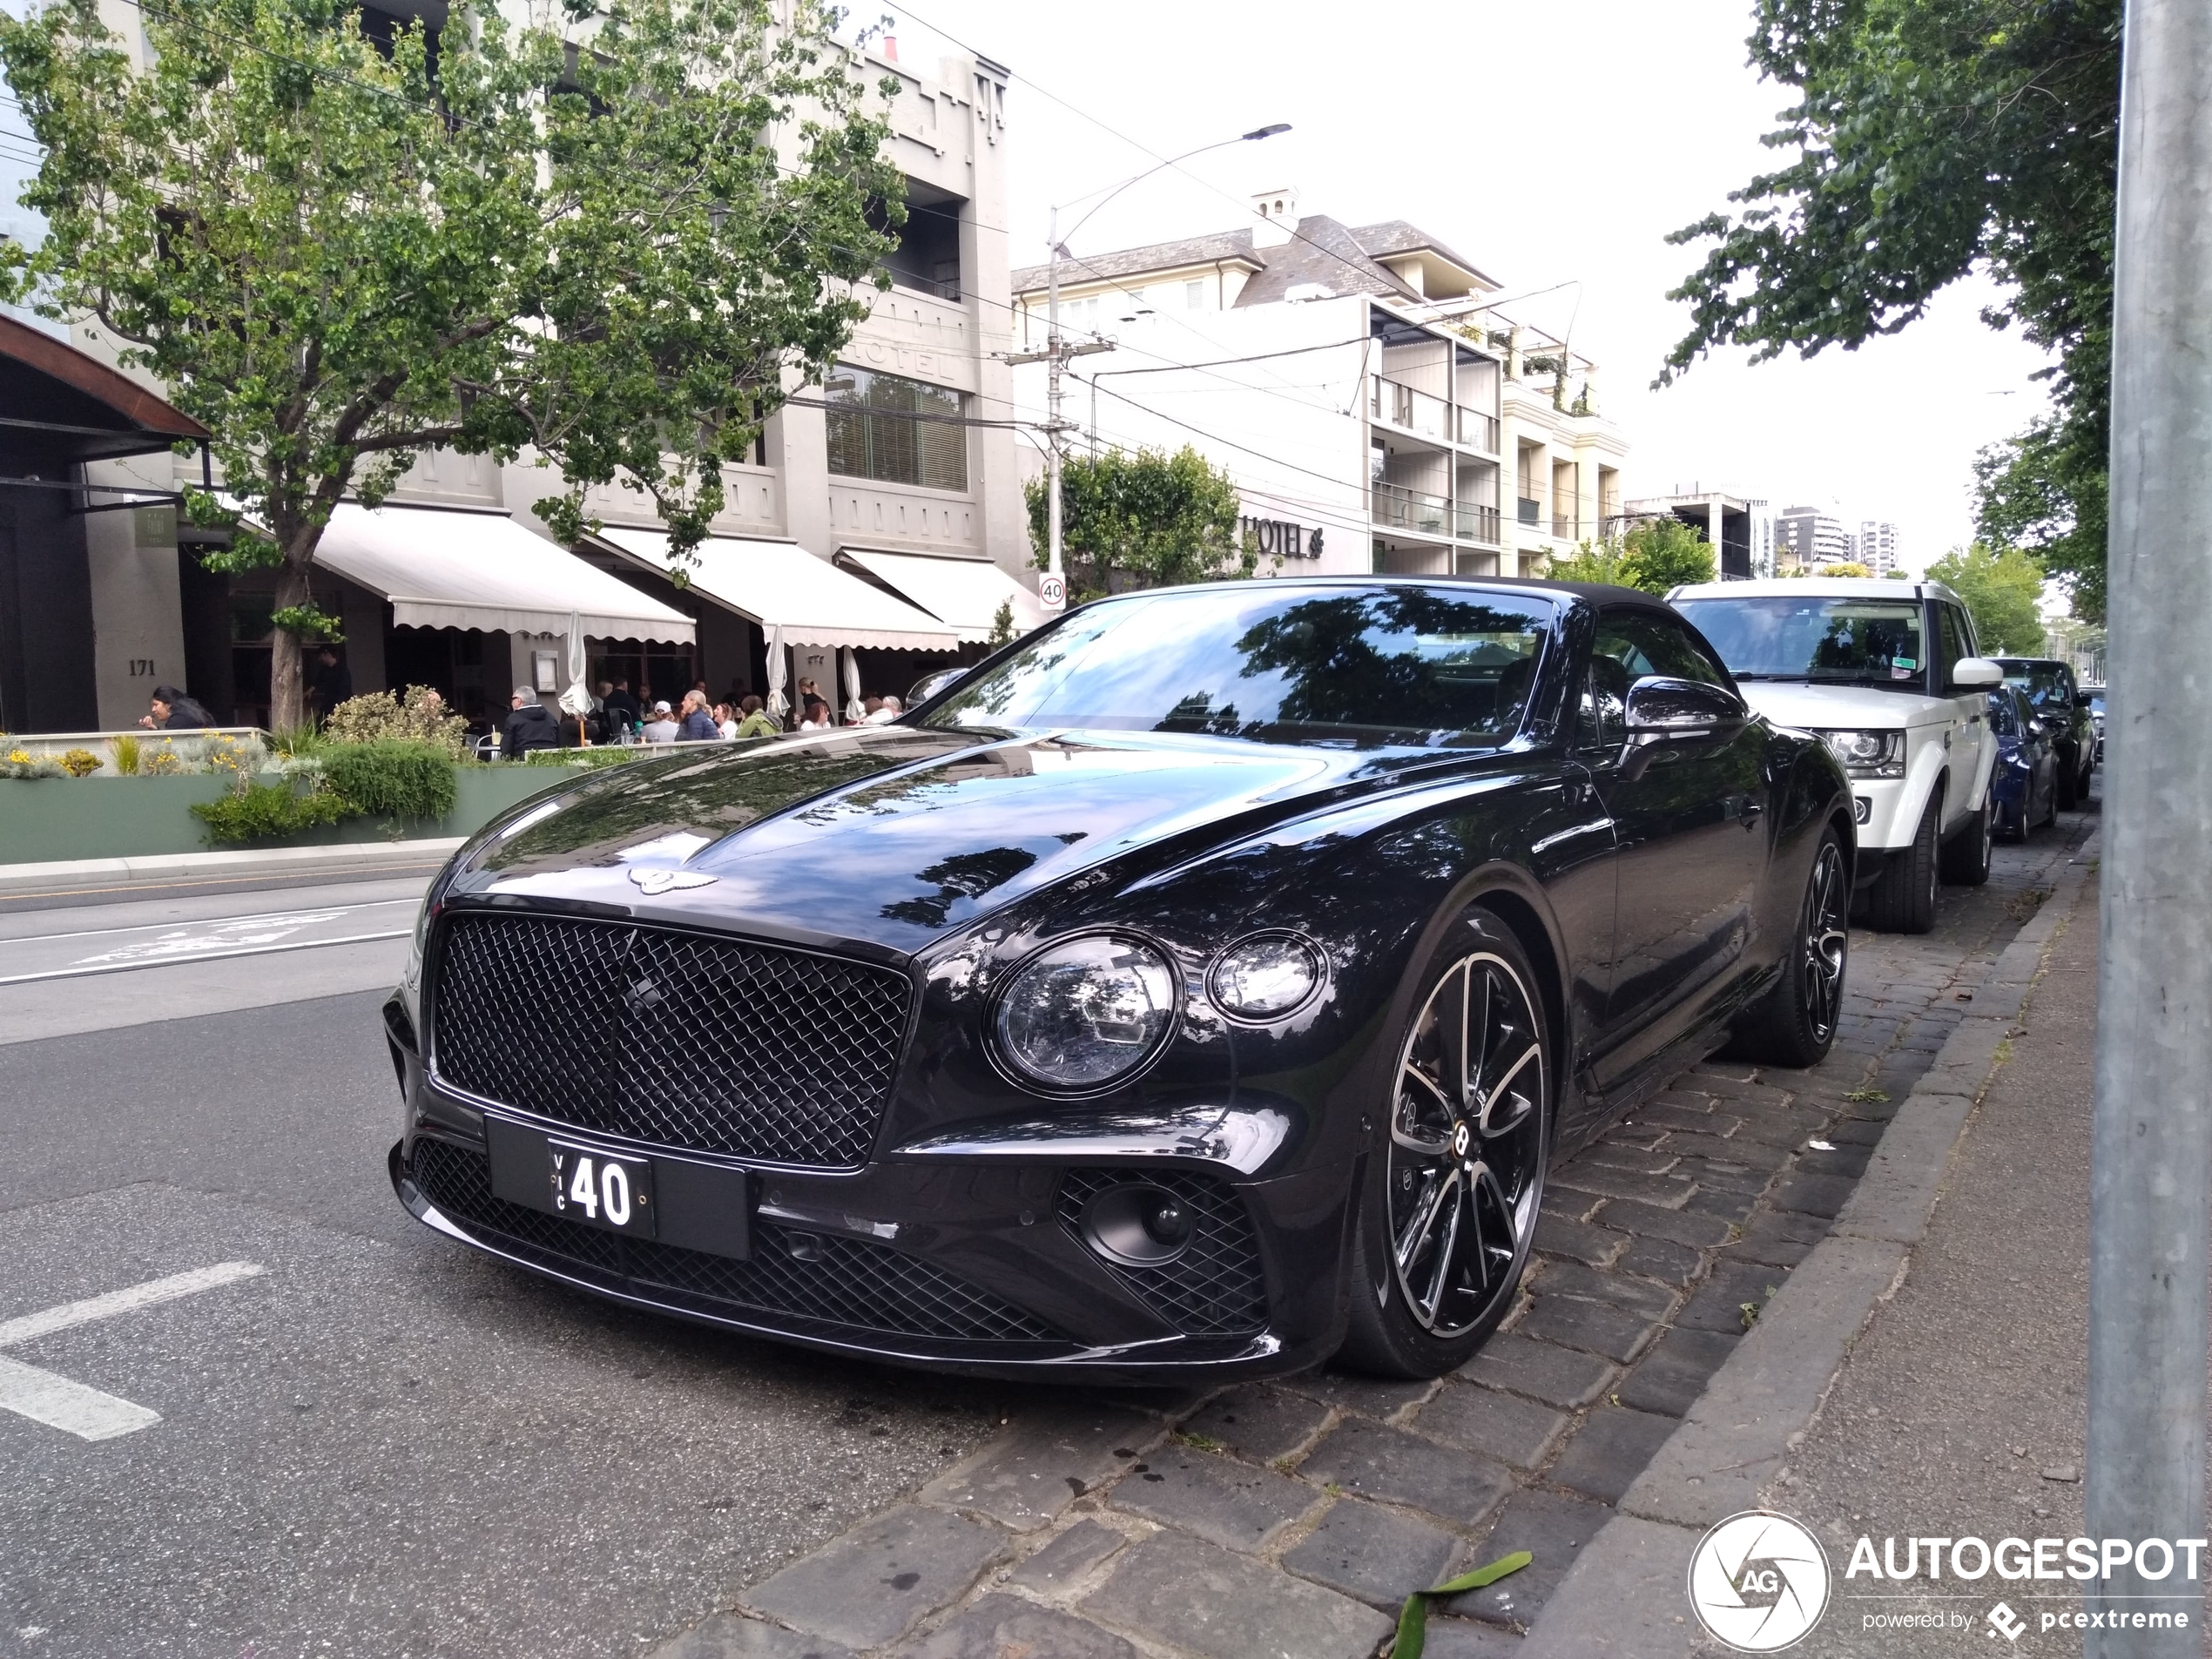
1865,794 -> 1940,934
1338,907 -> 1549,1379
1728,831 -> 1848,1069
2057,745 -> 2080,810
1939,795 -> 1993,887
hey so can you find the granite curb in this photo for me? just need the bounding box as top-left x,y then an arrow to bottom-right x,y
0,835 -> 463,895
1518,833 -> 2101,1658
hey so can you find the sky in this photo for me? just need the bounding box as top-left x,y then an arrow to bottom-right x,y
884,0 -> 2059,577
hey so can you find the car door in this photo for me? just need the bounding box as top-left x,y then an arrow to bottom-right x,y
1931,601 -> 1988,829
1580,606 -> 1771,1089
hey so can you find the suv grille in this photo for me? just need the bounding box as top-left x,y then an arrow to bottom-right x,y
1057,1169 -> 1269,1337
431,911 -> 910,1167
410,1138 -> 1060,1345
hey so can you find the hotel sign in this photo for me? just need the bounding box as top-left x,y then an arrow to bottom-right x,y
1241,515 -> 1325,561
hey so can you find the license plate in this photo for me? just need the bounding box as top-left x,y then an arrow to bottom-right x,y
547,1141 -> 657,1238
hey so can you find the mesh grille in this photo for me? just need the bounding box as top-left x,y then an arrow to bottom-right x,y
1057,1169 -> 1270,1337
430,911 -> 912,1167
410,1138 -> 1059,1345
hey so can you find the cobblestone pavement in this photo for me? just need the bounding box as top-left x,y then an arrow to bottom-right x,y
656,810 -> 2100,1659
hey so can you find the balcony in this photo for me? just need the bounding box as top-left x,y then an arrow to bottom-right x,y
1553,513 -> 1577,539
1371,376 -> 1451,442
1456,503 -> 1501,544
1372,482 -> 1449,537
1457,407 -> 1501,454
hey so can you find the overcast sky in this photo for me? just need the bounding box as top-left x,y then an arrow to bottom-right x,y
887,0 -> 2058,577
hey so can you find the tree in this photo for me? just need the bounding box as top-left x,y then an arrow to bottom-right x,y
1024,446 -> 1258,599
1816,560 -> 1873,577
1544,517 -> 1716,595
1660,0 -> 2120,618
1925,543 -> 2048,653
0,0 -> 900,725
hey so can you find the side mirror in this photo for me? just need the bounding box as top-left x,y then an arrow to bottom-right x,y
1623,676 -> 1745,738
907,667 -> 968,707
1951,658 -> 2004,690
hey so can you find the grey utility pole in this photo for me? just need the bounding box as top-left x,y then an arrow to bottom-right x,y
1012,125 -> 1289,610
2087,0 -> 2212,1651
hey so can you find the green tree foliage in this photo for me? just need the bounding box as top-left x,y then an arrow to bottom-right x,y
1926,543 -> 2048,653
1546,517 -> 1717,595
1661,0 -> 2120,618
0,0 -> 900,725
1024,446 -> 1256,599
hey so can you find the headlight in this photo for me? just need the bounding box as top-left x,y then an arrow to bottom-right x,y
1818,729 -> 1905,779
995,934 -> 1178,1090
1209,934 -> 1323,1022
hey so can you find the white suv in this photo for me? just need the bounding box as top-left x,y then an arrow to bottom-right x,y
1669,577 -> 2004,933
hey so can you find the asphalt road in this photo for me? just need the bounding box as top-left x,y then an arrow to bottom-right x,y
0,879 -> 1010,1659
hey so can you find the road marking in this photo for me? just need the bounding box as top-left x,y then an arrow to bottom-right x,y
0,898 -> 414,948
0,930 -> 411,988
0,1262 -> 266,1441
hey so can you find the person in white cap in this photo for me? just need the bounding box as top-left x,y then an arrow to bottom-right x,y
640,700 -> 681,743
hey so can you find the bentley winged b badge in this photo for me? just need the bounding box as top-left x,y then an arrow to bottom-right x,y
627,867 -> 718,895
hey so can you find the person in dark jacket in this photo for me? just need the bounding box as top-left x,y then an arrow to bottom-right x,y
308,645 -> 352,720
676,689 -> 721,741
501,686 -> 560,759
603,677 -> 641,732
139,685 -> 214,729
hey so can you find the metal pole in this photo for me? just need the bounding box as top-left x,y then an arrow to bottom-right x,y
1044,204 -> 1066,608
2087,0 -> 2212,1649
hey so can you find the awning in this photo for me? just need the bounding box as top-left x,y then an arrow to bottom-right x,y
310,503 -> 693,642
833,546 -> 1049,644
590,528 -> 961,652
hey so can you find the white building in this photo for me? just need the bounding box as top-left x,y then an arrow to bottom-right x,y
1856,520 -> 1901,576
1009,192 -> 1627,581
1619,488 -> 1775,581
9,22 -> 1031,731
1775,504 -> 1853,571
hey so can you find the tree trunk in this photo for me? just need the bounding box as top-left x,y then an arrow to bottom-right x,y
269,556 -> 312,732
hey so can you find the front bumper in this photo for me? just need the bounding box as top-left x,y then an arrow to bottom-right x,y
387,1038 -> 1347,1382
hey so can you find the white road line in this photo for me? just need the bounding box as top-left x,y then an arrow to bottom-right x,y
0,930 -> 410,988
0,1261 -> 266,1348
0,1262 -> 266,1442
0,899 -> 414,948
0,1355 -> 161,1440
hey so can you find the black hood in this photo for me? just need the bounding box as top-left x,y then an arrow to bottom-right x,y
447,725 -> 1400,953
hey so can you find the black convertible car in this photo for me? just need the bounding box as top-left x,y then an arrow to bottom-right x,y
386,577 -> 1853,1381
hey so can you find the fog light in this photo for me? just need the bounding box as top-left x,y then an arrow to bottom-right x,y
1080,1184 -> 1195,1267
1853,796 -> 1871,825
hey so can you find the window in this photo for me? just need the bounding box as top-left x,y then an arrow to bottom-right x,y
869,190 -> 964,300
823,366 -> 968,492
1593,608 -> 1734,691
1676,595 -> 1927,690
1185,279 -> 1205,309
1935,604 -> 1966,691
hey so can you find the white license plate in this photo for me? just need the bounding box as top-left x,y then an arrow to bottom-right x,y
547,1142 -> 657,1238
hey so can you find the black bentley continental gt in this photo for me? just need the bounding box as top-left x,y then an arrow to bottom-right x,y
386,578 -> 1853,1381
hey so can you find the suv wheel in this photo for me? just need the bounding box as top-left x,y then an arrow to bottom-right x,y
2057,751 -> 2079,811
1865,795 -> 1939,934
1939,796 -> 1993,887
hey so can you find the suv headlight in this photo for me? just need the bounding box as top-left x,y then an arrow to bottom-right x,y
1819,729 -> 1905,779
995,934 -> 1178,1090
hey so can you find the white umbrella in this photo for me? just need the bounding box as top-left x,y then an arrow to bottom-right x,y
841,648 -> 865,724
556,610 -> 593,745
765,622 -> 788,723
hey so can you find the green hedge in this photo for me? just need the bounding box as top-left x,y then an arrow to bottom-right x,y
190,779 -> 352,844
323,740 -> 458,819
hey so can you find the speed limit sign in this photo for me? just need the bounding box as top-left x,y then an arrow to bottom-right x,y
1039,573 -> 1067,610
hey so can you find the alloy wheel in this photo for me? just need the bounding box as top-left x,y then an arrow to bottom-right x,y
1803,841 -> 1849,1042
1386,952 -> 1546,1338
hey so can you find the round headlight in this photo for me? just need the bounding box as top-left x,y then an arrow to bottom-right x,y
995,935 -> 1178,1090
1209,934 -> 1323,1022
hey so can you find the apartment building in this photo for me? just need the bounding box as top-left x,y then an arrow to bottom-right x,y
1619,489 -> 1775,581
1856,520 -> 1901,576
15,23 -> 1032,732
1008,191 -> 1628,582
1775,504 -> 1854,571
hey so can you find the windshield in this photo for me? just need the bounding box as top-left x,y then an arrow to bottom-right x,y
1675,596 -> 1927,688
923,585 -> 1554,750
1997,660 -> 2070,709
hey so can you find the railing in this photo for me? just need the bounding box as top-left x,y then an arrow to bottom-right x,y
1457,408 -> 1501,453
1372,482 -> 1450,536
1516,497 -> 1541,526
1371,376 -> 1451,442
1456,504 -> 1501,543
1553,512 -> 1576,539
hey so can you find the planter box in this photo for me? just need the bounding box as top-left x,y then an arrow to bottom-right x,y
0,766 -> 577,865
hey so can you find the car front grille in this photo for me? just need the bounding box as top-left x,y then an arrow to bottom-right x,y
1057,1169 -> 1270,1338
429,911 -> 911,1168
409,1137 -> 1061,1345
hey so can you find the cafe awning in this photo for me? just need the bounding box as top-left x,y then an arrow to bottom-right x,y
833,546 -> 1049,644
310,502 -> 693,642
590,528 -> 961,652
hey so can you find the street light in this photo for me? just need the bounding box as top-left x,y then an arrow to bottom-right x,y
1023,123 -> 1291,610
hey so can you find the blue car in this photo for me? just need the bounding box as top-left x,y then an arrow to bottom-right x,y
1988,685 -> 2057,839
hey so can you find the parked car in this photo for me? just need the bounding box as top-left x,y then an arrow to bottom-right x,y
1670,577 -> 2001,934
1986,685 -> 2058,840
2082,684 -> 2106,763
384,577 -> 1853,1382
1992,657 -> 2096,807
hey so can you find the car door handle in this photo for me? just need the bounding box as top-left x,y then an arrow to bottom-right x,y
1737,798 -> 1764,826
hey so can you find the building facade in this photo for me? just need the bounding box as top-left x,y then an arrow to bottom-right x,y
1775,504 -> 1853,571
1856,519 -> 1900,576
8,22 -> 1028,732
1008,194 -> 1627,583
1619,488 -> 1774,581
